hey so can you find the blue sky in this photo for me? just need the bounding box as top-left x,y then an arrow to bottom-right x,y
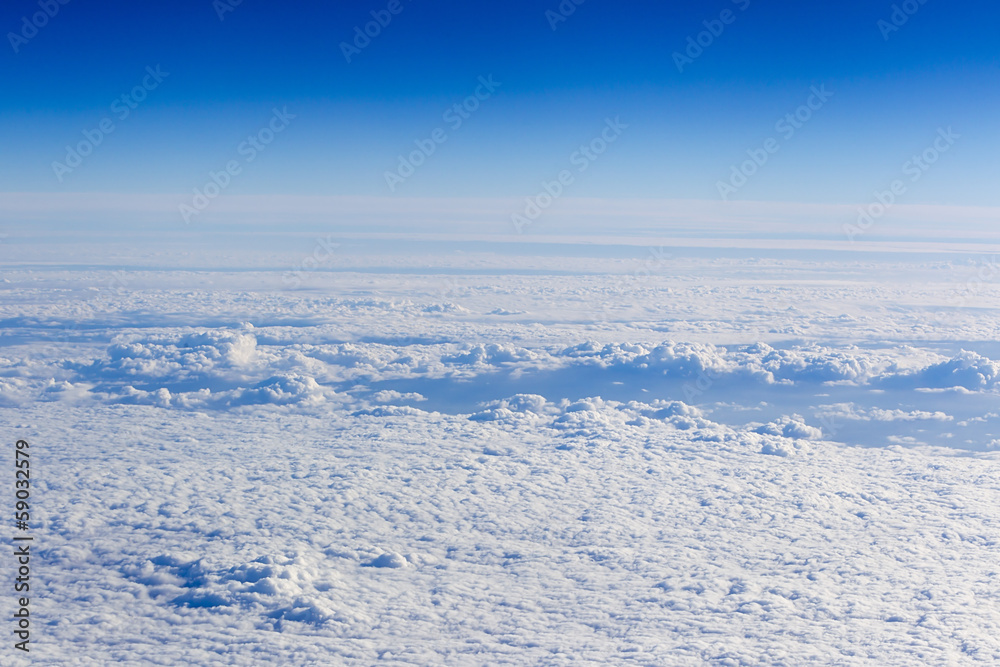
1,0 -> 998,223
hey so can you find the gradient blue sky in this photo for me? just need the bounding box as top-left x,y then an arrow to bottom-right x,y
2,0 -> 998,215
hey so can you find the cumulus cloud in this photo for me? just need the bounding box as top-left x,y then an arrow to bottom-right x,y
753,416 -> 824,440
444,343 -> 538,365
818,403 -> 954,423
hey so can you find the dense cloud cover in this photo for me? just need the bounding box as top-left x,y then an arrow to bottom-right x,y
4,258 -> 1000,663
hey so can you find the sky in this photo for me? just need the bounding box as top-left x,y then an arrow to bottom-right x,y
1,0 -> 998,230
